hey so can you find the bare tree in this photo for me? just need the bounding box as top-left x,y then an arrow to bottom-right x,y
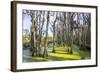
43,11 -> 50,58
49,12 -> 57,53
31,15 -> 37,56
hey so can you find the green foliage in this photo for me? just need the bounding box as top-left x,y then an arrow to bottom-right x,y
23,34 -> 31,43
23,34 -> 31,48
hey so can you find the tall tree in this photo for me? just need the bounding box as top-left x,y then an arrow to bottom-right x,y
38,11 -> 45,56
31,15 -> 37,56
43,11 -> 50,58
51,12 -> 57,53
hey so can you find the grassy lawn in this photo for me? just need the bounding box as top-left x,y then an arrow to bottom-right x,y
31,45 -> 90,62
55,46 -> 69,51
48,52 -> 81,60
32,57 -> 48,62
31,53 -> 80,62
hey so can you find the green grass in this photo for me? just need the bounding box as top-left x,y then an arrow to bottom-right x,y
32,52 -> 81,62
48,52 -> 81,60
31,45 -> 90,62
79,50 -> 91,59
32,57 -> 48,62
54,46 -> 71,51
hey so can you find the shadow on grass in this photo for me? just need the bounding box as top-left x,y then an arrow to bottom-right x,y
32,57 -> 48,62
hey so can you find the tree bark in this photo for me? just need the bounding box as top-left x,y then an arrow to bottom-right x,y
31,16 -> 37,57
43,11 -> 50,58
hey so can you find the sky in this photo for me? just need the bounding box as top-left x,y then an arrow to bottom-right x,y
22,13 -> 32,34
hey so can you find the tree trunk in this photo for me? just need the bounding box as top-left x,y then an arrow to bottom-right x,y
68,12 -> 73,54
38,11 -> 45,56
43,11 -> 50,58
31,16 -> 37,57
52,14 -> 57,53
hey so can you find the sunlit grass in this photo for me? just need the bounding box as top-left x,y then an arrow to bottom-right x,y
48,52 -> 81,60
31,45 -> 90,62
55,46 -> 71,51
32,52 -> 81,62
